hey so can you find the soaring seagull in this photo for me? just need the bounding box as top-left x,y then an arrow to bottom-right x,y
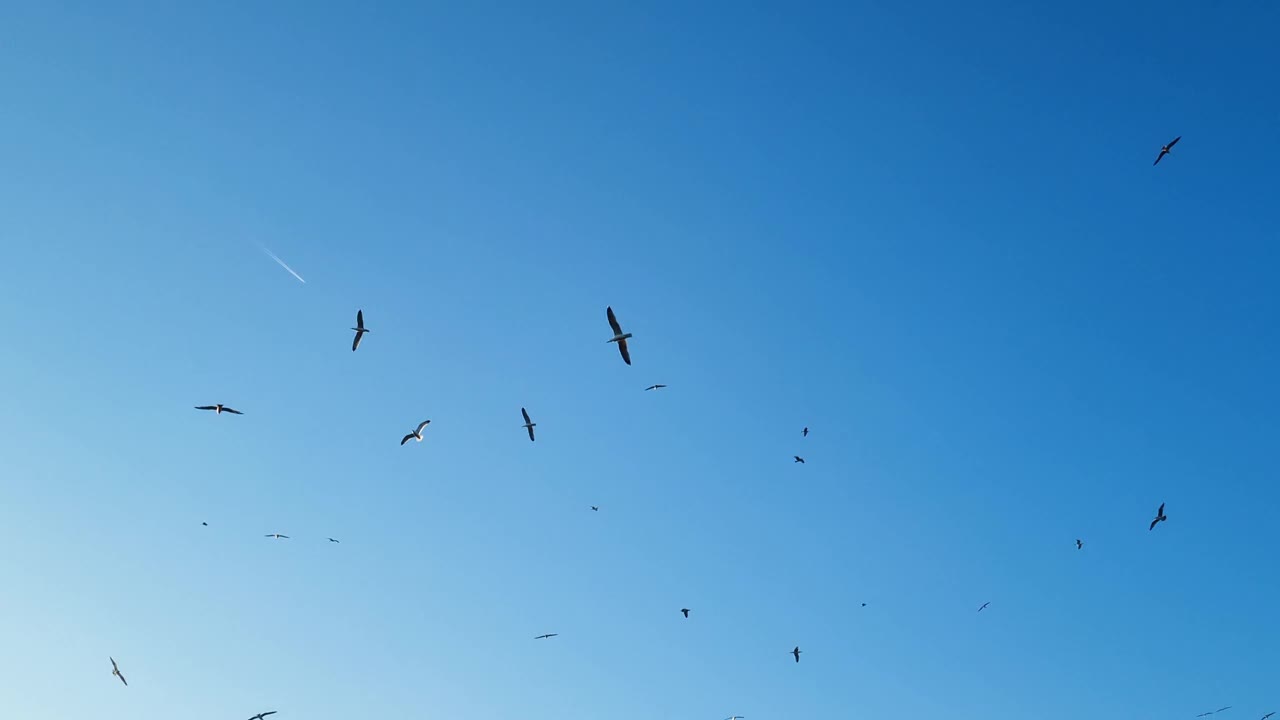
351,309 -> 369,351
606,306 -> 632,365
110,657 -> 127,686
791,646 -> 802,663
644,384 -> 667,391
1149,502 -> 1168,531
264,533 -> 289,540
195,404 -> 242,415
681,608 -> 690,618
794,456 -> 805,464
590,506 -> 599,511
328,538 -> 340,543
725,716 -> 746,720
802,427 -> 809,437
534,633 -> 558,640
1154,136 -> 1181,165
401,420 -> 431,445
521,408 -> 536,441
978,602 -> 991,612
1076,539 -> 1083,549
1261,713 -> 1275,720
247,713 -> 278,720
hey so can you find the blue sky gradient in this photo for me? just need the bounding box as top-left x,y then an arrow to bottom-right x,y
1,2 -> 1278,718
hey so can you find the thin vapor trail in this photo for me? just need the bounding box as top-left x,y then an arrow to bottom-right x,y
261,247 -> 306,283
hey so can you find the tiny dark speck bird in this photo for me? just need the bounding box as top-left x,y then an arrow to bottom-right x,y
1149,502 -> 1168,531
802,427 -> 808,437
590,506 -> 599,511
1076,539 -> 1083,549
791,646 -> 802,663
794,456 -> 805,464
681,608 -> 690,618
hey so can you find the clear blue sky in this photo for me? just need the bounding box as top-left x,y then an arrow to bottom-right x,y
1,1 -> 1277,718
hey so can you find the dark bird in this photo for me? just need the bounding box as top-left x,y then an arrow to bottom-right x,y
1154,136 -> 1181,165
328,538 -> 340,543
1149,502 -> 1168,531
794,456 -> 805,464
978,602 -> 991,612
645,384 -> 667,391
247,713 -> 278,720
401,420 -> 431,445
681,608 -> 690,618
724,716 -> 746,720
791,646 -> 802,663
1260,713 -> 1274,720
534,633 -> 558,640
590,506 -> 599,511
1076,539 -> 1083,549
351,309 -> 369,351
606,306 -> 633,365
861,603 -> 867,607
802,427 -> 808,437
264,533 -> 289,540
110,657 -> 127,686
195,404 -> 242,415
521,408 -> 536,442
201,522 -> 208,526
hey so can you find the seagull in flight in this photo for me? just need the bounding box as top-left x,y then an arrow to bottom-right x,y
401,420 -> 430,445
1260,713 -> 1274,720
978,602 -> 991,612
195,404 -> 242,415
590,506 -> 599,511
264,533 -> 289,540
110,657 -> 127,686
202,522 -> 208,526
606,306 -> 632,365
521,408 -> 536,442
681,608 -> 690,618
724,716 -> 746,720
791,646 -> 802,663
1076,539 -> 1083,549
1153,136 -> 1181,165
802,427 -> 808,437
534,633 -> 558,640
1150,502 -> 1168,531
644,384 -> 667,391
247,713 -> 278,720
794,456 -> 805,464
328,538 -> 340,543
351,309 -> 369,351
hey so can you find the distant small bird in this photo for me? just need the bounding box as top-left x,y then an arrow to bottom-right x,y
351,309 -> 369,351
247,713 -> 278,720
328,538 -> 340,543
645,384 -> 667,391
264,533 -> 289,540
1153,135 -> 1181,165
521,408 -> 536,442
861,603 -> 867,607
1261,713 -> 1274,720
606,306 -> 633,365
791,646 -> 802,663
590,506 -> 599,511
978,602 -> 991,612
534,633 -> 558,640
1076,539 -> 1083,549
195,404 -> 242,415
110,656 -> 127,686
724,716 -> 746,720
681,608 -> 690,618
401,420 -> 431,445
201,522 -> 208,526
1149,502 -> 1168,531
802,427 -> 808,437
794,456 -> 805,464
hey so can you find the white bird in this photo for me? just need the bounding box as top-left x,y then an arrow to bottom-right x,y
401,420 -> 431,445
110,657 -> 127,686
521,407 -> 536,442
606,306 -> 632,365
264,533 -> 290,540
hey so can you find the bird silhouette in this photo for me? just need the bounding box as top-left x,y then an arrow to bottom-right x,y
1154,135 -> 1181,165
1076,539 -> 1083,549
978,602 -> 991,612
791,646 -> 802,663
534,633 -> 558,640
351,309 -> 369,351
521,408 -> 536,442
794,456 -> 805,464
1150,502 -> 1168,531
401,420 -> 431,445
195,404 -> 242,415
109,657 -> 127,686
681,608 -> 690,618
802,427 -> 808,437
247,713 -> 278,720
606,306 -> 633,365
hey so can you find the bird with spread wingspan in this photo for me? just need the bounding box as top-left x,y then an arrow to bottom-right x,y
590,506 -> 599,511
1154,136 -> 1181,165
401,420 -> 431,446
645,384 -> 666,391
606,306 -> 632,365
110,657 -> 127,686
328,538 -> 340,543
534,633 -> 558,640
1261,713 -> 1274,720
978,602 -> 991,612
195,404 -> 242,415
802,427 -> 808,437
265,533 -> 289,540
521,408 -> 536,442
351,309 -> 369,351
1150,502 -> 1168,531
794,456 -> 805,464
1076,539 -> 1083,549
247,713 -> 278,720
791,646 -> 802,663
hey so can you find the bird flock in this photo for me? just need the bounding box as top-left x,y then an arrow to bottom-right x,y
100,139 -> 1273,720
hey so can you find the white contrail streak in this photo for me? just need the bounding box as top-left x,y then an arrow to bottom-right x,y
261,247 -> 306,283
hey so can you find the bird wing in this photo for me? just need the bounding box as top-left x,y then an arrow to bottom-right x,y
195,406 -> 216,411
1158,502 -> 1165,516
223,407 -> 243,414
352,330 -> 363,352
1149,518 -> 1159,531
607,306 -> 622,335
1168,136 -> 1181,149
401,434 -> 415,445
280,535 -> 289,538
119,672 -> 127,686
416,420 -> 430,434
527,424 -> 535,441
1154,150 -> 1165,165
522,407 -> 531,424
617,337 -> 631,365
356,309 -> 364,329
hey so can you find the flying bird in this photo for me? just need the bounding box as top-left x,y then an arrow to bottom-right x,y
1076,539 -> 1083,549
861,603 -> 867,607
791,646 -> 802,663
681,608 -> 690,618
247,713 -> 278,720
534,633 -> 558,640
794,456 -> 805,464
401,420 -> 431,445
195,404 -> 242,415
724,716 -> 746,720
1153,136 -> 1181,165
1260,713 -> 1274,720
644,384 -> 667,391
328,538 -> 340,543
978,602 -> 991,612
201,522 -> 208,526
110,657 -> 127,686
1149,502 -> 1168,531
590,506 -> 599,511
606,306 -> 633,365
351,310 -> 369,351
802,427 -> 808,437
264,533 -> 289,540
521,408 -> 536,441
